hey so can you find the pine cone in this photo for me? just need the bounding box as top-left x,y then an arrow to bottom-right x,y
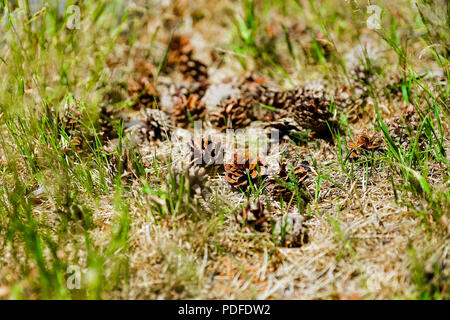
128,60 -> 159,109
188,135 -> 223,171
174,164 -> 207,197
252,85 -> 291,122
383,73 -> 410,105
167,35 -> 208,83
224,152 -> 267,190
334,86 -> 367,123
253,85 -> 293,109
127,75 -> 159,109
265,161 -> 310,202
289,86 -> 335,133
274,213 -> 308,247
252,84 -> 335,134
138,109 -> 171,143
236,199 -> 272,232
211,97 -> 256,130
167,35 -> 194,65
58,109 -> 81,136
348,131 -> 384,159
172,94 -> 206,128
108,146 -> 143,180
174,81 -> 209,100
349,64 -> 376,86
314,33 -> 332,58
333,64 -> 376,122
265,117 -> 304,143
97,106 -> 119,144
57,109 -> 84,154
179,59 -> 208,83
387,107 -> 427,152
238,72 -> 267,94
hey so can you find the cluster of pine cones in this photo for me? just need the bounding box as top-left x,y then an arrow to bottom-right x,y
54,35 -> 418,248
114,35 -> 339,194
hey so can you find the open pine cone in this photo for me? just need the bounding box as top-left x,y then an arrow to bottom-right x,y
137,109 -> 172,143
236,199 -> 272,232
211,97 -> 256,130
253,84 -> 292,109
349,64 -> 376,86
188,135 -> 223,170
265,117 -> 304,143
168,35 -> 194,65
128,78 -> 158,110
107,145 -> 143,181
58,109 -> 81,137
239,72 -> 268,95
224,152 -> 267,190
265,161 -> 310,202
333,64 -> 375,122
57,108 -> 84,154
128,60 -> 159,109
314,33 -> 332,58
97,106 -> 119,144
251,84 -> 335,134
334,86 -> 367,123
274,213 -> 308,248
172,94 -> 206,128
348,131 -> 384,159
387,106 -> 428,152
175,164 -> 207,197
289,86 -> 335,134
179,59 -> 208,83
173,81 -> 209,100
167,35 -> 208,83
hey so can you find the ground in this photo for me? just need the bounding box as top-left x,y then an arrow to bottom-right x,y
0,0 -> 448,300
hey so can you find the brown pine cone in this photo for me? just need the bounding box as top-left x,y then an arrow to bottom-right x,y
236,199 -> 272,232
333,64 -> 376,122
252,85 -> 292,122
167,35 -> 209,83
172,94 -> 206,128
387,106 -> 427,152
265,117 -> 304,143
314,33 -> 332,58
348,131 -> 384,159
289,86 -> 335,134
57,109 -> 84,154
238,72 -> 268,94
334,86 -> 367,123
138,109 -> 172,143
251,84 -> 336,134
179,59 -> 209,83
265,161 -> 310,201
188,135 -> 223,170
97,106 -> 119,144
211,97 -> 256,130
127,75 -> 159,109
107,145 -> 143,181
274,213 -> 308,247
224,152 -> 267,190
177,81 -> 208,100
252,84 -> 293,109
58,109 -> 81,137
384,74 -> 405,100
349,64 -> 376,86
128,60 -> 159,109
167,35 -> 194,65
174,164 -> 207,197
